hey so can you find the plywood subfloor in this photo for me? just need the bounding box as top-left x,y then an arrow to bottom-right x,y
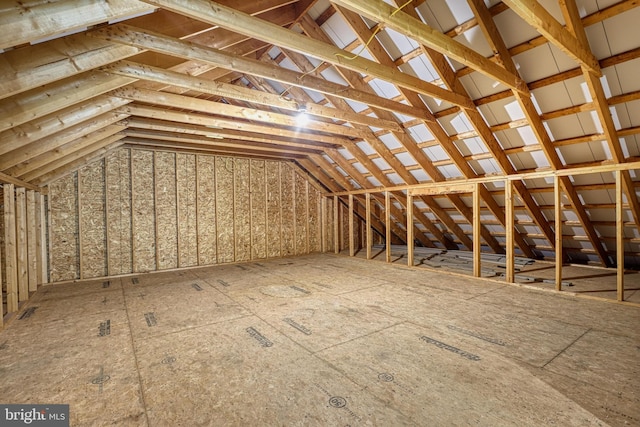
0,254 -> 638,426
355,246 -> 640,303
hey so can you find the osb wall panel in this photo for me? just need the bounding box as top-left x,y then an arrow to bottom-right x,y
131,150 -> 156,272
294,170 -> 308,254
266,161 -> 281,258
280,164 -> 295,256
308,186 -> 321,252
79,161 -> 107,279
177,154 -> 198,267
326,196 -> 334,251
49,173 -> 79,282
46,148 -> 326,282
234,158 -> 251,262
215,156 -> 235,263
250,160 -> 267,260
154,151 -> 178,270
196,156 -> 216,265
105,149 -> 132,276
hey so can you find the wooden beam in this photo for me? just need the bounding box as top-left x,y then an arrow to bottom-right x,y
0,0 -> 153,50
366,192 -> 372,260
616,169 -> 624,301
15,187 -> 28,301
26,190 -> 38,292
120,104 -> 349,147
113,86 -> 364,139
124,132 -> 318,156
473,183 -> 481,277
505,180 -> 515,283
334,195 -> 339,254
136,0 -> 474,108
103,60 -> 403,132
125,117 -> 339,151
554,176 -> 563,291
0,95 -> 130,157
348,194 -> 355,256
0,112 -> 128,171
0,172 -> 43,193
333,0 -> 527,94
21,134 -> 126,183
385,191 -> 391,263
501,0 -> 600,75
410,184 -> 475,196
321,196 -> 328,252
3,184 -> 18,312
0,71 -> 134,133
10,125 -> 127,180
407,193 -> 414,267
89,24 -> 433,120
32,143 -> 124,186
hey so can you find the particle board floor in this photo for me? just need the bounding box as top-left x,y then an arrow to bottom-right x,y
0,254 -> 638,426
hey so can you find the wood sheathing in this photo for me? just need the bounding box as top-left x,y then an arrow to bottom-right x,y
46,148 -> 329,282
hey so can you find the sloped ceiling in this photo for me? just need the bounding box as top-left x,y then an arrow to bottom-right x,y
0,0 -> 639,267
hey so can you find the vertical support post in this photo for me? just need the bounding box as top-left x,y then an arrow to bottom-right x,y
26,190 -> 38,292
36,193 -> 47,285
4,184 -> 18,312
333,195 -> 339,254
15,187 -> 28,301
505,180 -> 515,283
554,175 -> 563,291
305,180 -> 310,254
76,171 -> 83,279
473,183 -> 481,277
407,192 -> 414,267
385,191 -> 391,263
616,169 -> 624,301
365,192 -> 372,260
348,194 -> 354,256
321,197 -> 327,253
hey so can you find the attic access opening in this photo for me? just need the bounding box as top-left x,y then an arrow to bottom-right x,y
326,161 -> 640,303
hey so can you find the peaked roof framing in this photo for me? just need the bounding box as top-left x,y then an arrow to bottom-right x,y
0,0 -> 638,267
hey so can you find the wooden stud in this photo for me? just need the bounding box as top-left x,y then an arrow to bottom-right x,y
473,183 -> 481,277
616,169 -> 624,301
15,187 -> 28,301
35,192 -> 47,285
4,184 -> 18,312
407,193 -> 414,267
554,176 -> 563,291
26,190 -> 38,292
505,180 -> 515,283
291,166 -> 297,256
305,179 -> 310,254
321,197 -> 327,252
334,195 -> 339,254
105,155 -> 112,276
385,191 -> 391,263
349,194 -> 354,257
264,160 -> 269,258
365,192 -> 372,260
279,163 -> 283,257
76,171 -> 83,280
130,150 -> 137,272
195,156 -> 201,265
175,153 -> 181,268
248,160 -> 253,259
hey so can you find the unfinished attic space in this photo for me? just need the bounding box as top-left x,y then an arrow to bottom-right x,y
1,0 -> 639,425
